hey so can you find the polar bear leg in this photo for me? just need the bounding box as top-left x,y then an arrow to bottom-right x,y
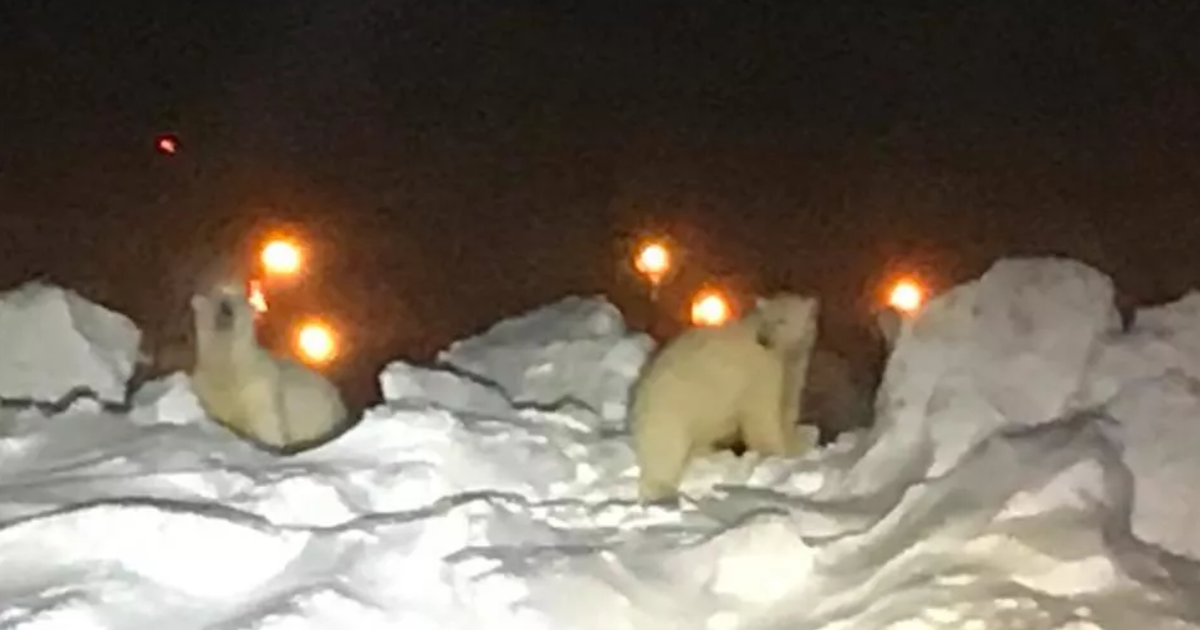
739,407 -> 791,456
739,375 -> 805,457
269,384 -> 293,446
780,348 -> 814,445
634,418 -> 693,503
241,376 -> 291,448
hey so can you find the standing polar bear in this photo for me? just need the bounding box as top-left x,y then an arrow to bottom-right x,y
190,280 -> 350,452
630,292 -> 820,503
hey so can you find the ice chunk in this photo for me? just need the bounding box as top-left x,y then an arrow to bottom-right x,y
437,296 -> 654,424
378,360 -> 515,418
129,372 -> 208,426
858,257 -> 1120,487
1076,291 -> 1200,561
0,281 -> 142,406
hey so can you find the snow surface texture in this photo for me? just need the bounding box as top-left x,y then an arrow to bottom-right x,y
425,295 -> 657,425
1074,291 -> 1200,562
0,281 -> 141,406
1,258 -> 1200,629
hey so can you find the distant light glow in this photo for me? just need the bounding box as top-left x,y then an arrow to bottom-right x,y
261,239 -> 303,276
247,280 -> 268,315
634,241 -> 671,283
295,320 -> 337,365
691,289 -> 732,327
888,279 -> 924,314
155,134 -> 178,155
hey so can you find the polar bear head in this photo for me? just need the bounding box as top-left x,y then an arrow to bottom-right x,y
190,279 -> 258,348
750,292 -> 819,352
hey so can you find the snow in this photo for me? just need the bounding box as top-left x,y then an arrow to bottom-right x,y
0,281 -> 141,407
429,295 -> 656,424
1,257 -> 1200,629
1073,290 -> 1200,562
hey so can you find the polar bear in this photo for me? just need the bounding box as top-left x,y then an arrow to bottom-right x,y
798,348 -> 875,445
629,292 -> 820,503
189,280 -> 350,452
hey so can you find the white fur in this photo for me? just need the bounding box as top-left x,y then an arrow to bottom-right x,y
630,293 -> 819,502
189,282 -> 349,451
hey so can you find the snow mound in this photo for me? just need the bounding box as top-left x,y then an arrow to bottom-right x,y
0,281 -> 141,406
129,371 -> 209,426
431,295 -> 655,424
845,257 -> 1121,492
1074,290 -> 1200,562
0,257 -> 1199,630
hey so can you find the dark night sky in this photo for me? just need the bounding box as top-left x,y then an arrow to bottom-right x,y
3,1 -> 1200,404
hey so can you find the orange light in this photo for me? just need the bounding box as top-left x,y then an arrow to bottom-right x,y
295,320 -> 337,365
260,238 -> 303,276
888,279 -> 924,314
247,279 -> 268,315
634,241 -> 671,284
691,289 -> 732,327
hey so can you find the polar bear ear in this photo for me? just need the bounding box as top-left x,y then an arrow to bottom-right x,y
190,294 -> 209,313
803,295 -> 820,319
754,296 -> 768,311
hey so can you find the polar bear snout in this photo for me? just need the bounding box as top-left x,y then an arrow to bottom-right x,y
214,298 -> 236,330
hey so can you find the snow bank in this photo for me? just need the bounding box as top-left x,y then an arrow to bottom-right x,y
1074,291 -> 1200,562
428,295 -> 655,424
1,258 -> 1199,630
882,259 -> 1119,475
0,281 -> 141,406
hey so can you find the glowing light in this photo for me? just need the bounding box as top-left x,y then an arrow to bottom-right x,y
634,241 -> 672,284
155,134 -> 178,155
260,239 -> 303,276
247,280 -> 268,315
888,279 -> 924,314
691,289 -> 732,327
295,320 -> 337,365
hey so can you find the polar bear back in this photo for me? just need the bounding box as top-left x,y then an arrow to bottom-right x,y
632,324 -> 780,444
276,359 -> 350,443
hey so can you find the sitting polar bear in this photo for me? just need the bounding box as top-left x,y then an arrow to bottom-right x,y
629,292 -> 820,503
189,280 -> 350,452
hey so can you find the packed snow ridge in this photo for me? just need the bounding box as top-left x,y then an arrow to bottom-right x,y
1,257 -> 1199,630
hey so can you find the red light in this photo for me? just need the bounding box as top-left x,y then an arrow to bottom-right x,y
155,134 -> 179,155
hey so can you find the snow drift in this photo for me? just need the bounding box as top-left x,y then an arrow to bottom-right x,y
0,281 -> 141,407
0,257 -> 1199,630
